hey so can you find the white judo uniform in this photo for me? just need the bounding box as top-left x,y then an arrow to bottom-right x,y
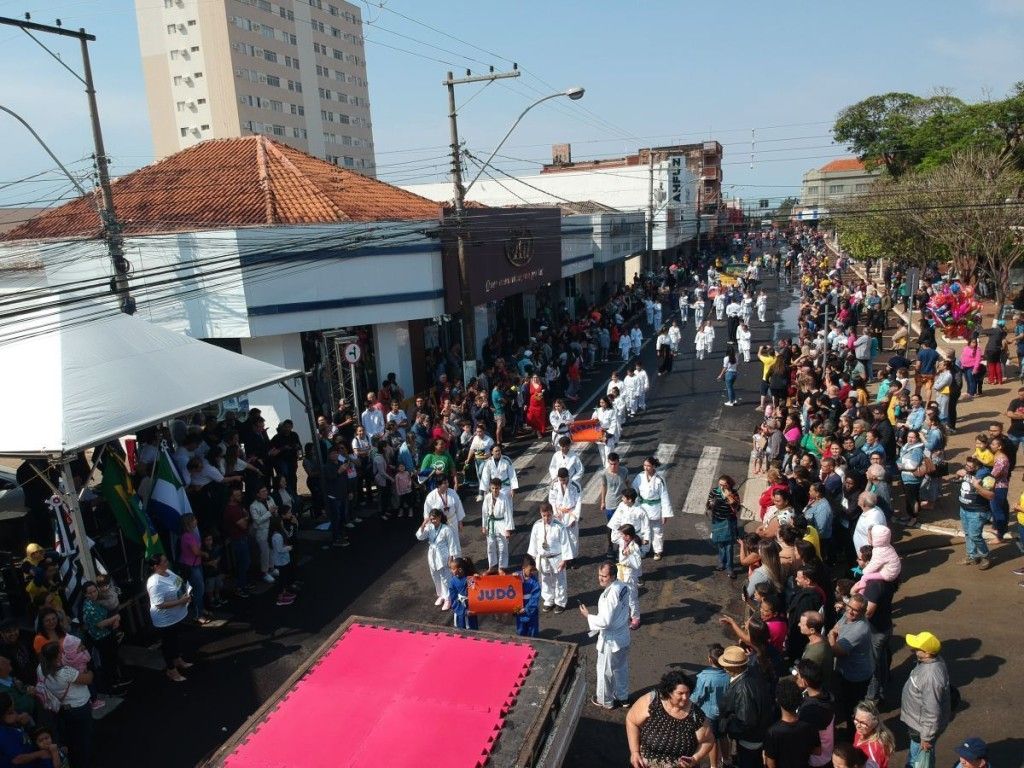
607,500 -> 652,551
756,293 -> 768,323
478,455 -> 519,503
634,367 -> 650,412
631,471 -> 673,556
592,405 -> 621,468
586,579 -> 632,706
617,539 -> 643,620
527,518 -> 570,609
736,325 -> 752,362
622,372 -> 640,417
415,521 -> 454,602
422,488 -> 466,557
548,448 -> 585,485
668,324 -> 682,355
481,491 -> 514,568
548,408 -> 574,447
548,479 -> 582,560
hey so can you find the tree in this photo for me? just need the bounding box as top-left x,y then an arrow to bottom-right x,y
774,196 -> 799,223
827,179 -> 931,268
833,92 -> 957,177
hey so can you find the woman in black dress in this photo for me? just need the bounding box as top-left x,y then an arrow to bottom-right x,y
625,670 -> 714,767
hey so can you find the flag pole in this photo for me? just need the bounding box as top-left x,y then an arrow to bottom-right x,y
59,460 -> 98,582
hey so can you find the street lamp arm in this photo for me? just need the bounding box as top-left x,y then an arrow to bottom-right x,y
0,104 -> 89,197
463,87 -> 584,199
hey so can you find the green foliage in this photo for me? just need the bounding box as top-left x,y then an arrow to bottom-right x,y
833,84 -> 1024,177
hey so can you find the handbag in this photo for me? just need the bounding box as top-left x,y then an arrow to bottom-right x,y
710,518 -> 734,544
913,456 -> 936,478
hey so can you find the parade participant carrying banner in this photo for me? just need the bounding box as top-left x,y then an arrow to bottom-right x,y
569,418 -> 603,443
467,574 -> 524,614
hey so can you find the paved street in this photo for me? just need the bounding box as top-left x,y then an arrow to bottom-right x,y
92,279 -> 1024,768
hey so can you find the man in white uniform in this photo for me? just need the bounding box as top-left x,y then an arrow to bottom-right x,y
479,443 -> 519,504
736,322 -> 752,363
527,503 -> 570,613
622,368 -> 639,418
629,324 -> 643,357
480,478 -> 514,568
668,320 -> 682,355
548,468 -> 581,560
549,436 -> 584,484
466,424 -> 494,501
756,290 -> 768,323
632,456 -> 673,560
422,477 -> 466,557
579,561 -> 631,709
634,364 -> 650,412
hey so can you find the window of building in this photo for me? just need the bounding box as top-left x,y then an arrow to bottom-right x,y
328,5 -> 339,16
343,156 -> 354,167
855,183 -> 869,193
313,42 -> 327,55
828,184 -> 845,194
271,124 -> 285,136
173,75 -> 184,85
285,55 -> 298,69
180,127 -> 188,137
258,0 -> 272,11
176,101 -> 185,111
310,0 -> 323,9
293,127 -> 307,139
190,45 -> 200,52
312,20 -> 325,33
290,104 -> 304,116
261,24 -> 275,39
264,49 -> 278,63
270,100 -> 283,112
166,23 -> 177,34
806,185 -> 818,196
193,71 -> 203,78
287,80 -> 302,92
333,48 -> 343,60
200,124 -> 210,130
279,7 -> 294,20
187,19 -> 196,25
266,74 -> 280,87
338,113 -> 349,124
170,50 -> 179,60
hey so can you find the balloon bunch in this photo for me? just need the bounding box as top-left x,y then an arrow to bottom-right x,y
926,282 -> 982,339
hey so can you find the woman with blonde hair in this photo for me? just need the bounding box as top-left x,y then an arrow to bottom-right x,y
852,700 -> 895,768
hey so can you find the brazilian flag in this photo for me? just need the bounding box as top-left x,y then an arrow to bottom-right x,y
100,452 -> 164,559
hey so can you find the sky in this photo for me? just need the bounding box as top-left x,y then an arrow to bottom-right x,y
1,0 -> 1023,216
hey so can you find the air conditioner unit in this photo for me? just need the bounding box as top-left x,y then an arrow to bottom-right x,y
180,49 -> 190,57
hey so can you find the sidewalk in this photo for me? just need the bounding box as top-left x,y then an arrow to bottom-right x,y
849,261 -> 1021,545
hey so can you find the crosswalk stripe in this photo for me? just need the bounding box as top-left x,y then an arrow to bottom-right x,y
681,445 -> 721,514
654,442 -> 678,470
512,442 -> 547,472
581,442 -> 631,505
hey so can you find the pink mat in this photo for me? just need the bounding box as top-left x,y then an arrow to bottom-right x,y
224,623 -> 536,768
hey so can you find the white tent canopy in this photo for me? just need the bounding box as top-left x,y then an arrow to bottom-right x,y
0,309 -> 302,458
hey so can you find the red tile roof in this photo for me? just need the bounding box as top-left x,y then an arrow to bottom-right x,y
819,157 -> 866,173
3,136 -> 442,240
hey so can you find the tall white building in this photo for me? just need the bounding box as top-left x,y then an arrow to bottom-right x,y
135,0 -> 376,173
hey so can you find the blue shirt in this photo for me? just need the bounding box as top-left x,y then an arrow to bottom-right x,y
917,347 -> 939,374
805,498 -> 834,539
0,725 -> 31,768
693,666 -> 730,720
907,406 -> 926,431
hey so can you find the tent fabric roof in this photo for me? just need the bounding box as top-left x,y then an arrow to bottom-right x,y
0,309 -> 300,457
3,136 -> 442,240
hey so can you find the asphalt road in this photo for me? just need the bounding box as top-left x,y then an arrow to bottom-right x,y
93,279 -> 797,767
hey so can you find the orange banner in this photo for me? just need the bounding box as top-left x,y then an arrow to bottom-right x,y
569,418 -> 603,443
466,574 -> 524,615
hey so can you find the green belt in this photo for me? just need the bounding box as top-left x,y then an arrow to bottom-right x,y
639,497 -> 660,505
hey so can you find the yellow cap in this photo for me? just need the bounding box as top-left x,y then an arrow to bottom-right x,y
906,631 -> 941,655
25,543 -> 43,556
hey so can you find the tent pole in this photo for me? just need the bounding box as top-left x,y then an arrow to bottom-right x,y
282,376 -> 330,516
59,460 -> 98,582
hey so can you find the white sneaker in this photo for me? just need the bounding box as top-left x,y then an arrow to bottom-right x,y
475,495 -> 483,503
262,573 -> 276,584
434,596 -> 444,606
270,568 -> 280,577
345,522 -> 356,529
724,401 -> 735,407
440,599 -> 451,611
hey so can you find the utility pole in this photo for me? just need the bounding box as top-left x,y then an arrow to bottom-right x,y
646,149 -> 655,275
443,67 -> 520,375
695,153 -> 703,260
0,16 -> 134,314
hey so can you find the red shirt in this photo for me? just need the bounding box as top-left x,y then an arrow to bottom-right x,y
223,502 -> 248,542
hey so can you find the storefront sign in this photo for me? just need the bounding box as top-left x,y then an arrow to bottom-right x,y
442,207 -> 562,311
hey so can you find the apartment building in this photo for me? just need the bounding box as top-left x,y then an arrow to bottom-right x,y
798,157 -> 881,212
135,0 -> 376,173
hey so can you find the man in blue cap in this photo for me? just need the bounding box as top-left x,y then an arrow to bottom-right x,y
954,737 -> 989,768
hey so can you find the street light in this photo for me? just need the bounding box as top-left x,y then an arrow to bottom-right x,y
463,86 -> 585,197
